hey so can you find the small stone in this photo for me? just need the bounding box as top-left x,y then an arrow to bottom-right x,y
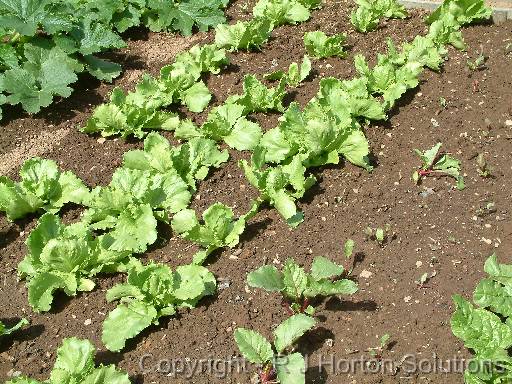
420,188 -> 435,198
84,319 -> 92,326
431,118 -> 440,128
505,120 -> 512,127
97,138 -> 106,144
359,270 -> 373,279
404,296 -> 411,303
481,237 -> 492,245
416,261 -> 423,268
218,279 -> 231,290
325,339 -> 334,347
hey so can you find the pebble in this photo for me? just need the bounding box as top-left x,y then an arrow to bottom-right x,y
218,279 -> 231,290
359,270 -> 373,279
420,188 -> 435,198
505,120 -> 512,127
325,339 -> 334,347
97,138 -> 106,144
404,296 -> 411,303
84,319 -> 92,326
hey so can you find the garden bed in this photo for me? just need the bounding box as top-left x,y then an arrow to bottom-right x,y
1,0 -> 512,383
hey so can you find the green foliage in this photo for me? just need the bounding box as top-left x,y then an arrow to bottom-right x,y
82,44 -> 228,138
303,31 -> 347,59
0,318 -> 28,337
350,0 -> 408,32
248,256 -> 358,314
215,19 -> 273,51
427,0 -> 492,26
412,142 -> 465,190
144,0 -> 228,35
451,254 -> 512,382
240,149 -> 316,227
6,337 -> 131,384
253,0 -> 311,26
0,157 -> 89,220
234,314 -> 316,383
171,202 -> 259,264
102,261 -> 216,351
18,213 -> 131,312
265,55 -> 311,87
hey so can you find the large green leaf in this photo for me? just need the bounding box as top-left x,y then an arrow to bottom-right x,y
273,314 -> 316,353
234,328 -> 273,364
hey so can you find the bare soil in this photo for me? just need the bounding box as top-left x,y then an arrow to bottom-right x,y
1,1 -> 512,383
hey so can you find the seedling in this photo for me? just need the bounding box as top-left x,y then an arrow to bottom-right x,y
247,256 -> 358,315
234,314 -> 316,384
368,334 -> 391,360
466,52 -> 487,71
476,153 -> 493,178
412,143 -> 465,190
364,225 -> 391,246
0,318 -> 28,337
5,337 -> 130,384
475,201 -> 496,218
344,239 -> 355,259
265,55 -> 312,87
415,272 -> 430,288
439,97 -> 447,109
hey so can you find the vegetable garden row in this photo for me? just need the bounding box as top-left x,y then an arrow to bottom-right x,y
1,0 -> 511,383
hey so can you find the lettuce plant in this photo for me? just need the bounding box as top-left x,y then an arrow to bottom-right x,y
82,45 -> 229,138
6,337 -> 131,384
265,55 -> 312,87
226,75 -> 288,114
351,0 -> 408,32
123,132 -> 229,191
240,148 -> 316,227
248,256 -> 358,315
175,102 -> 263,151
18,213 -> 132,313
215,19 -> 273,51
0,318 -> 28,337
452,254 -> 512,383
171,202 -> 259,264
234,314 -> 316,384
412,142 -> 465,190
0,158 -> 89,221
303,31 -> 347,59
252,0 -> 312,27
102,261 -> 216,351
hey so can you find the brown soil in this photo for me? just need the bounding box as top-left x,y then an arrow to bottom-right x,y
1,1 -> 512,383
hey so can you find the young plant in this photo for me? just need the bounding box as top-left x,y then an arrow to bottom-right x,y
171,202 -> 259,265
0,158 -> 89,221
364,225 -> 391,246
265,55 -> 312,87
467,52 -> 487,71
476,153 -> 492,178
451,254 -> 512,382
102,261 -> 216,352
6,337 -> 130,384
0,318 -> 28,337
412,142 -> 465,190
368,334 -> 391,359
215,19 -> 273,51
303,31 -> 348,59
240,148 -> 316,228
253,0 -> 313,27
247,256 -> 358,315
18,213 -> 132,313
351,0 -> 408,33
344,239 -> 355,259
234,314 -> 316,384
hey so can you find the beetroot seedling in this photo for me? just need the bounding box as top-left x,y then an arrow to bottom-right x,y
412,142 -> 465,190
234,314 -> 316,384
476,153 -> 493,178
368,334 -> 392,360
247,256 -> 358,316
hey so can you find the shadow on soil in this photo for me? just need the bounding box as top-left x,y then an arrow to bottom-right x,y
0,319 -> 45,353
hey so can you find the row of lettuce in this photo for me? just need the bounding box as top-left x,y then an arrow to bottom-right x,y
1,0 -> 496,383
0,0 -> 324,120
